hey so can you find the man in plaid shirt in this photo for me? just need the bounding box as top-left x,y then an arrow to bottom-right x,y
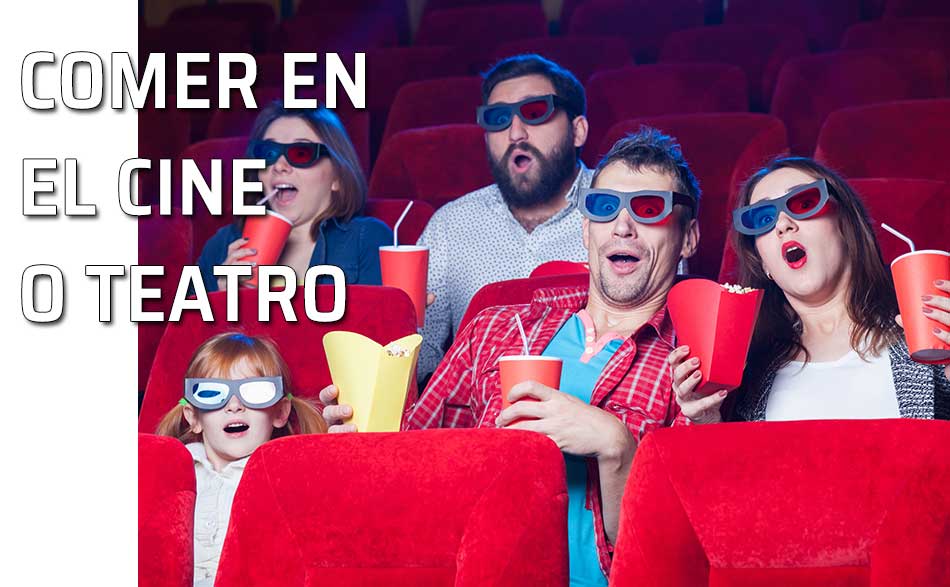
322,129 -> 702,584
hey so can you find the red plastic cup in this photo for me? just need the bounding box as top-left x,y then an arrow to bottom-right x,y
379,245 -> 429,327
498,356 -> 563,413
667,279 -> 764,395
891,250 -> 950,364
241,210 -> 293,288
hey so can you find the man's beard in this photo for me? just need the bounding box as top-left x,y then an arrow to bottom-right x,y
489,133 -> 577,209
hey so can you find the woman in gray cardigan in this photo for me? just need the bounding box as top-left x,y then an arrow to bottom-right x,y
669,157 -> 949,423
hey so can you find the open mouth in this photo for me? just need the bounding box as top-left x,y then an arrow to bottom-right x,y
224,422 -> 250,435
607,252 -> 641,275
510,152 -> 534,173
273,183 -> 298,204
782,241 -> 807,269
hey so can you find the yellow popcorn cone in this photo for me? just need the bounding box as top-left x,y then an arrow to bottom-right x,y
322,331 -> 423,432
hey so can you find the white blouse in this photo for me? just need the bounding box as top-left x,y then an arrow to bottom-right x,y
186,443 -> 249,587
765,348 -> 901,421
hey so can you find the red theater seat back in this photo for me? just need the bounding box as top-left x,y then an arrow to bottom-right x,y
884,0 -> 950,18
771,50 -> 946,155
459,273 -> 590,332
138,286 -> 418,434
369,124 -> 493,208
381,76 -> 484,146
725,0 -> 863,51
584,64 -> 748,166
139,433 -> 195,587
815,99 -> 950,182
842,19 -> 950,64
493,36 -> 633,83
660,25 -> 809,111
214,429 -> 568,587
610,420 -> 950,586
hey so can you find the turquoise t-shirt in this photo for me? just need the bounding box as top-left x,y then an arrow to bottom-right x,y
541,312 -> 624,587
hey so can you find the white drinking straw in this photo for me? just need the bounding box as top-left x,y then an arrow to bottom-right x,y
256,188 -> 280,206
881,223 -> 916,253
513,314 -> 530,356
393,200 -> 414,246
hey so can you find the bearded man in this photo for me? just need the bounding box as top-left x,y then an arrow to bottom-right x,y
418,54 -> 593,377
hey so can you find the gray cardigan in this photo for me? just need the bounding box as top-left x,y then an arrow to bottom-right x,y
733,339 -> 950,421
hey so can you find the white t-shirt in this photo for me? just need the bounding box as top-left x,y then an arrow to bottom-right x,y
765,348 -> 900,421
186,443 -> 249,587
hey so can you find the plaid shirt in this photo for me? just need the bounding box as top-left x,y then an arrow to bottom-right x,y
403,285 -> 686,576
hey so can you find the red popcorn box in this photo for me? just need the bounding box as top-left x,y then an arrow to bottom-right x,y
667,279 -> 764,395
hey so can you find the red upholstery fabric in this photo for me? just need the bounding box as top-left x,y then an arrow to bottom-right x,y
380,76 -> 484,147
369,124 -> 493,208
415,6 -> 548,73
174,137 -> 248,257
166,2 -> 275,53
599,113 -> 789,279
584,64 -> 748,167
610,420 -> 950,586
458,273 -> 590,332
268,12 -> 398,54
364,47 -> 468,160
296,0 -> 410,43
363,198 -> 436,246
567,0 -> 705,63
884,0 -> 950,18
205,85 -> 372,176
529,260 -> 590,279
814,99 -> 950,182
719,177 -> 950,281
139,433 -> 195,587
660,25 -> 809,111
138,212 -> 194,392
214,429 -> 569,587
842,19 -> 950,66
492,36 -> 634,83
138,285 -> 418,434
725,0 -> 863,51
770,50 -> 945,155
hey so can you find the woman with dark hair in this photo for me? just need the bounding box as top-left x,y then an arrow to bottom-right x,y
197,101 -> 392,291
669,157 -> 949,423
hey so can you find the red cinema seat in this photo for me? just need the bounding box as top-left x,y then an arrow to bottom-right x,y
814,99 -> 950,182
567,0 -> 705,63
380,76 -> 484,146
660,25 -> 809,112
770,51 -> 946,155
296,0 -> 410,43
138,212 -> 194,392
719,177 -> 950,281
884,0 -> 950,18
369,125 -> 493,208
139,433 -> 195,587
529,260 -> 590,278
609,420 -> 950,586
851,178 -> 950,263
166,2 -> 275,53
214,429 -> 568,587
842,19 -> 950,64
205,86 -> 371,176
584,64 -> 749,167
174,137 -> 248,256
363,199 -> 436,246
364,46 -> 468,159
492,36 -> 633,83
268,12 -> 398,53
459,273 -> 589,333
138,285 -> 418,435
725,0 -> 863,51
599,113 -> 789,279
415,6 -> 549,73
